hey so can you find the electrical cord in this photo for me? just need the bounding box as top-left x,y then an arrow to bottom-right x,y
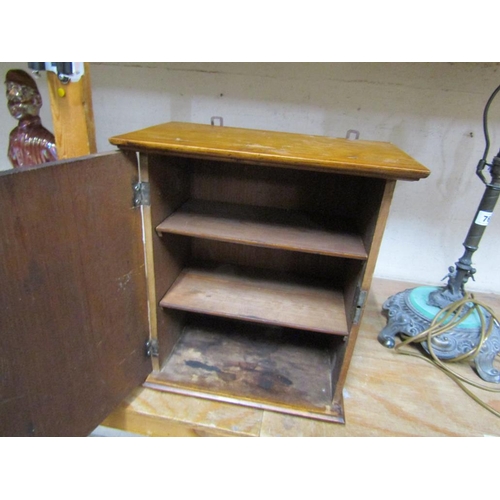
393,294 -> 500,418
482,83 -> 500,163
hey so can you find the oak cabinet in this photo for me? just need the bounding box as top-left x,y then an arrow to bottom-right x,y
0,122 -> 429,435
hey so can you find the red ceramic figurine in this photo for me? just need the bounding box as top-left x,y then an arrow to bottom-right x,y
5,69 -> 57,168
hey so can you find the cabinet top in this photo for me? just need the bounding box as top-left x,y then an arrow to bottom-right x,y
109,122 -> 430,181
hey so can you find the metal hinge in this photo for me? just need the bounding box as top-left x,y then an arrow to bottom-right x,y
145,339 -> 159,358
353,289 -> 368,325
133,182 -> 150,207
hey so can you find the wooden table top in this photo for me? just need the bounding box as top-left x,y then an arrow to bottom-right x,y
101,278 -> 500,436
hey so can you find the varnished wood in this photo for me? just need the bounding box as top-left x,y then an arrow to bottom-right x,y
102,387 -> 265,437
102,278 -> 500,436
360,180 -> 397,291
128,125 -> 428,422
0,152 -> 150,436
47,63 -> 97,159
138,155 -> 160,372
109,122 -> 430,181
160,264 -> 349,335
1,120 -> 431,435
156,199 -> 368,259
333,180 -> 397,404
334,180 -> 396,406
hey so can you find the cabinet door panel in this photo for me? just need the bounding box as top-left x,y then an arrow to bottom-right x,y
0,152 -> 150,436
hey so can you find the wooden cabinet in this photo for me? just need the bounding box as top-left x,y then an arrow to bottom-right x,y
0,122 -> 429,435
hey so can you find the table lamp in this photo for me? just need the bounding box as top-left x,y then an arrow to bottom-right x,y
378,83 -> 500,385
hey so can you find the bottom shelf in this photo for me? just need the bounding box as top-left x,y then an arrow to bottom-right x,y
145,314 -> 346,423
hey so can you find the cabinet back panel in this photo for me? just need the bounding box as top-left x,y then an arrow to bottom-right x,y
191,238 -> 347,283
189,159 -> 362,218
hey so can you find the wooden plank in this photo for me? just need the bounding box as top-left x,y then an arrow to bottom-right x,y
138,154 -> 160,372
109,122 -> 431,181
157,200 -> 368,259
47,62 -> 96,159
160,264 -> 348,335
102,387 -> 264,437
0,152 -> 150,437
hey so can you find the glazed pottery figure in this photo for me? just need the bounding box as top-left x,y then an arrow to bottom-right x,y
5,69 -> 57,167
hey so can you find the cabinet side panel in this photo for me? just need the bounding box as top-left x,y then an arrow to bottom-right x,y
342,178 -> 388,329
144,154 -> 191,365
0,152 -> 150,436
333,180 -> 396,404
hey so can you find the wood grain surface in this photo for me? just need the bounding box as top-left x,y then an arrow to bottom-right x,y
160,264 -> 348,335
47,63 -> 96,159
156,199 -> 368,259
109,122 -> 430,181
0,152 -> 151,436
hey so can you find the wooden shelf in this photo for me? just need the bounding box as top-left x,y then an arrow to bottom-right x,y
159,264 -> 348,336
156,200 -> 367,259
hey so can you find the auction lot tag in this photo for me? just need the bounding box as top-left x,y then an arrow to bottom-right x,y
475,210 -> 493,226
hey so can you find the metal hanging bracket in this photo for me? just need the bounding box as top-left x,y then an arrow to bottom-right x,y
211,116 -> 224,126
346,129 -> 360,140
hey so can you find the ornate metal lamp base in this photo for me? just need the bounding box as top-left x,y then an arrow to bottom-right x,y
378,286 -> 500,383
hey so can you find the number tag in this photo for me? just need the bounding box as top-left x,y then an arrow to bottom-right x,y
475,210 -> 493,226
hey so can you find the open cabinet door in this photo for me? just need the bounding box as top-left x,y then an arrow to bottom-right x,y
0,151 -> 151,436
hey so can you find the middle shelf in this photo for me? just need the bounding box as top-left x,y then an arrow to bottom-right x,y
156,199 -> 368,260
159,263 -> 349,336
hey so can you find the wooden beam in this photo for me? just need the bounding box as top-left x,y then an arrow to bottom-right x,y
47,62 -> 96,159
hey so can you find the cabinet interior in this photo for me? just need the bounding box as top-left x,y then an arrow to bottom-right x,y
143,153 -> 386,421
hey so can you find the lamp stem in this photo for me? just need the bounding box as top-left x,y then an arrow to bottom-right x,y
429,152 -> 500,308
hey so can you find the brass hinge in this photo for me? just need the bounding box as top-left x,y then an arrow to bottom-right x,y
133,181 -> 150,207
145,338 -> 159,358
353,289 -> 368,325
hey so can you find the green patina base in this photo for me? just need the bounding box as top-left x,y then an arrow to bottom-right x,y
378,285 -> 500,383
407,286 -> 482,329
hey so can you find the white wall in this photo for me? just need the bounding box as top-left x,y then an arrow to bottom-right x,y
1,62 -> 500,293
